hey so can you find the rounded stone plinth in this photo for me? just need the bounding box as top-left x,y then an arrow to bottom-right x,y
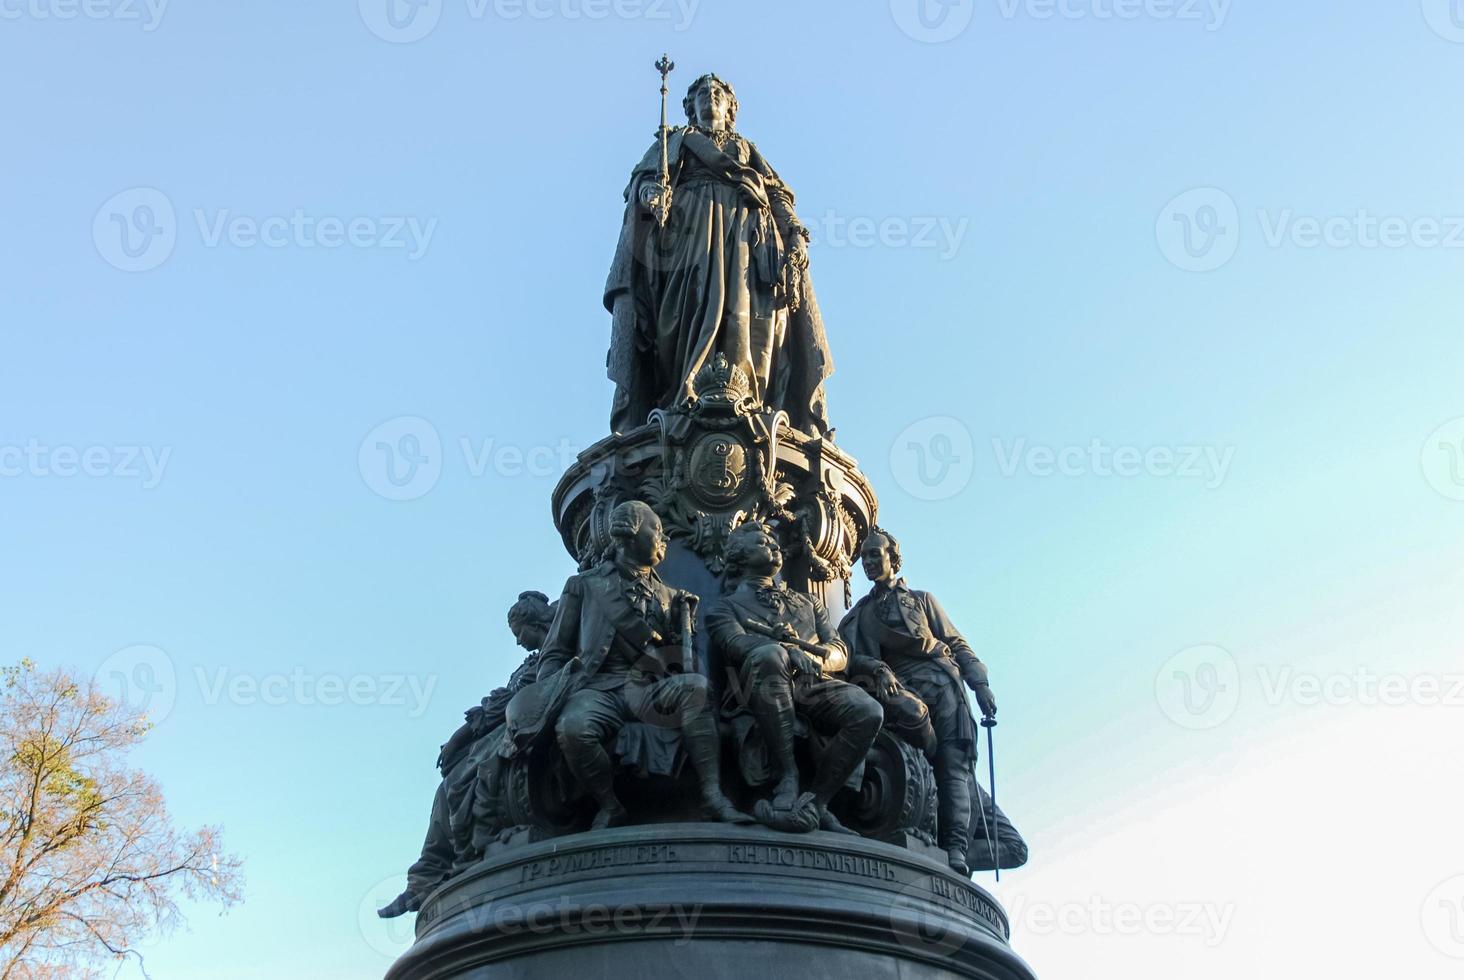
386,824 -> 1035,980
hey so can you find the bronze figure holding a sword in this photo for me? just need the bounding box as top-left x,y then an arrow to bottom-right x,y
839,527 -> 1003,877
526,501 -> 752,829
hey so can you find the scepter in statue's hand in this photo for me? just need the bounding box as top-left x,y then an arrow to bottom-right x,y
652,54 -> 675,227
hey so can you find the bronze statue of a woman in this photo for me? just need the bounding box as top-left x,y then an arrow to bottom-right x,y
604,72 -> 834,436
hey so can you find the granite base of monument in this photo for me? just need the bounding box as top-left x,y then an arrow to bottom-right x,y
386,824 -> 1035,980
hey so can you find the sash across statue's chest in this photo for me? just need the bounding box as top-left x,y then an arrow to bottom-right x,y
738,587 -> 818,640
868,591 -> 934,656
591,571 -> 675,663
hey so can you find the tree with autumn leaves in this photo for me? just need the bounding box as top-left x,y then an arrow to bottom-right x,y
0,660 -> 243,978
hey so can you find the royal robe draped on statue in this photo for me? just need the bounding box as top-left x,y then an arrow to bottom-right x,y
604,128 -> 833,435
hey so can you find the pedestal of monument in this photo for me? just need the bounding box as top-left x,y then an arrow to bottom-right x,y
552,356 -> 879,629
386,825 -> 1035,980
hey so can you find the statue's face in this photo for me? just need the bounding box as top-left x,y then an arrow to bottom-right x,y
693,83 -> 732,132
513,619 -> 548,652
621,520 -> 668,568
738,528 -> 783,576
861,536 -> 896,584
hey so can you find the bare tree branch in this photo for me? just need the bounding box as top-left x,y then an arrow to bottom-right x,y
0,661 -> 244,978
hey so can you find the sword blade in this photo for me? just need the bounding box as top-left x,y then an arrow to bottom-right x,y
984,720 -> 999,881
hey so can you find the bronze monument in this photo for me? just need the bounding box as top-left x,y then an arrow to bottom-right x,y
382,61 -> 1036,980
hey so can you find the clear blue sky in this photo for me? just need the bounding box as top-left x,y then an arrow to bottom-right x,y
4,1 -> 1464,976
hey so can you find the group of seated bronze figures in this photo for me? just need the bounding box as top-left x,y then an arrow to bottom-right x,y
379,501 -> 1028,919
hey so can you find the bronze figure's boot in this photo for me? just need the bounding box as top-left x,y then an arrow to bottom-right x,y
935,744 -> 974,876
376,889 -> 421,919
564,736 -> 629,830
814,800 -> 858,835
683,708 -> 754,824
748,667 -> 801,810
750,695 -> 814,831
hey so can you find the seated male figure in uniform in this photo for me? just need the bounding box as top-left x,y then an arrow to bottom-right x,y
378,590 -> 555,918
839,527 -> 998,876
706,521 -> 883,834
539,500 -> 752,829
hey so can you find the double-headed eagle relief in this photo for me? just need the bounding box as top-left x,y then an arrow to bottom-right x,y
383,62 -> 1029,934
